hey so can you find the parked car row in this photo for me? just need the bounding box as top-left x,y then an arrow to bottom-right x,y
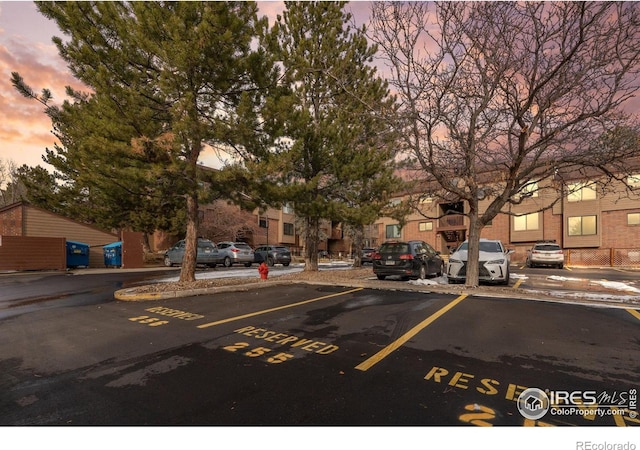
163,240 -> 291,268
164,237 -> 564,278
371,238 -> 564,285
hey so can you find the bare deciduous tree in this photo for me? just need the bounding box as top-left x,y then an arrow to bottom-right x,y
0,159 -> 26,207
198,200 -> 260,244
370,1 -> 640,286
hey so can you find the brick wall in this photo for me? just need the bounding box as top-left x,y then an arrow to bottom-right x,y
601,209 -> 640,248
0,204 -> 23,236
0,236 -> 66,271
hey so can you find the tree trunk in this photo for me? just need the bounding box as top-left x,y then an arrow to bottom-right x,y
179,142 -> 201,283
304,216 -> 319,272
464,205 -> 482,288
179,193 -> 199,282
351,225 -> 364,268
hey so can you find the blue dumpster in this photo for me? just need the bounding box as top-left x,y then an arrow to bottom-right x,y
103,241 -> 122,268
66,241 -> 90,268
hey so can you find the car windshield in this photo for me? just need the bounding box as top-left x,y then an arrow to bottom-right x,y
235,243 -> 252,250
380,243 -> 410,253
457,242 -> 502,253
535,244 -> 561,251
275,247 -> 289,252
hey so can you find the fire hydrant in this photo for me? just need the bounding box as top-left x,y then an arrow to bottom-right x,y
258,261 -> 269,280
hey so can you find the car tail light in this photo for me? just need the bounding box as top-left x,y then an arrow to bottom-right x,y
399,254 -> 413,260
231,248 -> 239,253
373,252 -> 381,260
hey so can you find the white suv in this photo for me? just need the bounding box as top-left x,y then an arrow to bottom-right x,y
526,241 -> 564,269
447,238 -> 513,285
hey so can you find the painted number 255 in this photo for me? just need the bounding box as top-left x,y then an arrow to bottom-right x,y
223,342 -> 294,364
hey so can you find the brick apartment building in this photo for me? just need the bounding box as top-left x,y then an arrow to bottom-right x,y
152,168 -> 640,267
371,172 -> 640,266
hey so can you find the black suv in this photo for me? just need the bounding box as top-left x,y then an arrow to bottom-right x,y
373,240 -> 444,280
254,245 -> 292,266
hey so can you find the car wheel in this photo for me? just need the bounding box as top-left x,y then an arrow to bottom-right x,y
283,262 -> 290,267
418,265 -> 427,279
223,257 -> 232,268
436,262 -> 444,277
376,274 -> 386,280
244,262 -> 252,267
267,257 -> 275,267
163,256 -> 173,267
501,269 -> 510,285
558,263 -> 564,269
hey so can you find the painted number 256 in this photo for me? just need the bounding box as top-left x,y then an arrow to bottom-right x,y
223,342 -> 294,364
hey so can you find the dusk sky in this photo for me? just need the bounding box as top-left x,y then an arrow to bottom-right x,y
0,1 -> 82,170
0,1 -> 373,173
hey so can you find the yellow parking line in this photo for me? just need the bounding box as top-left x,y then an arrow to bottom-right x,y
197,287 -> 363,329
355,294 -> 468,372
627,309 -> 640,321
512,278 -> 524,289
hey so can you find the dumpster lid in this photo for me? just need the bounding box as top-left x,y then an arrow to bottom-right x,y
103,241 -> 122,248
67,240 -> 89,247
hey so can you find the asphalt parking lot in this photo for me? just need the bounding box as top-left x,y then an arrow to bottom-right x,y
1,279 -> 638,426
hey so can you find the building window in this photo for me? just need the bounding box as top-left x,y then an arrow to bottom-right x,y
282,203 -> 294,214
567,182 -> 596,202
568,215 -> 597,236
386,224 -> 401,239
513,213 -> 539,231
259,217 -> 268,228
419,196 -> 433,204
419,222 -> 433,232
628,174 -> 640,188
283,222 -> 294,236
628,213 -> 640,226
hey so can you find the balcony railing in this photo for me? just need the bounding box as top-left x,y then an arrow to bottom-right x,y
438,214 -> 465,229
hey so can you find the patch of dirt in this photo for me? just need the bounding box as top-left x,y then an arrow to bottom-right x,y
133,266 -> 375,293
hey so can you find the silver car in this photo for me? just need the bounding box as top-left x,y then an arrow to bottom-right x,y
216,242 -> 255,267
164,238 -> 222,267
447,238 -> 512,285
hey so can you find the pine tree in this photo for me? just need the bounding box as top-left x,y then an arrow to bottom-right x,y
12,2 -> 273,281
261,1 -> 399,271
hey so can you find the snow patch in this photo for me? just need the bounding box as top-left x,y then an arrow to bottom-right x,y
590,280 -> 640,294
407,276 -> 448,286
